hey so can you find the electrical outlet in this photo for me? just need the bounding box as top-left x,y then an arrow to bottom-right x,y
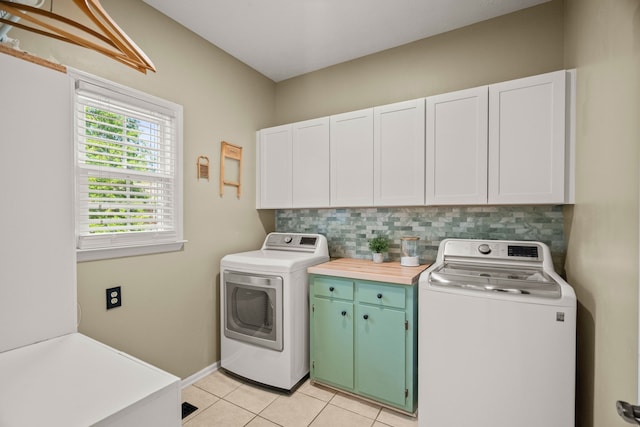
106,286 -> 122,310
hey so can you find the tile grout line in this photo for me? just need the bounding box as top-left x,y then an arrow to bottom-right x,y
258,388 -> 332,426
306,398 -> 331,427
327,401 -> 383,425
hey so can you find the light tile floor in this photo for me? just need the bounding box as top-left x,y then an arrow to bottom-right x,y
182,370 -> 418,427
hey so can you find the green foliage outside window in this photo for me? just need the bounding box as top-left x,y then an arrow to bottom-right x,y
83,107 -> 160,233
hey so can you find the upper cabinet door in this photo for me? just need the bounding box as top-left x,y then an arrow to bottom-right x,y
426,87 -> 488,205
488,71 -> 566,204
257,124 -> 292,209
292,117 -> 330,208
374,99 -> 425,206
330,108 -> 374,207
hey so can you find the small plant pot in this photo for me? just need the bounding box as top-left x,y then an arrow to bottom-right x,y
372,253 -> 384,264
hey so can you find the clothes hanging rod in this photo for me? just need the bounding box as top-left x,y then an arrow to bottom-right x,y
0,0 -> 155,73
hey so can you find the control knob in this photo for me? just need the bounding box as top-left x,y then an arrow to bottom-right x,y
478,243 -> 491,255
283,236 -> 293,244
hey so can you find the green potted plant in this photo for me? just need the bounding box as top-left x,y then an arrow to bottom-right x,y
368,235 -> 389,263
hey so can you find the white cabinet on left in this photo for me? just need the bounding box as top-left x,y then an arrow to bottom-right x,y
1,53 -> 182,427
1,55 -> 76,351
257,124 -> 292,209
257,118 -> 330,209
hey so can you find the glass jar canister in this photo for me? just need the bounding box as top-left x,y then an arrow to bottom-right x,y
400,236 -> 420,266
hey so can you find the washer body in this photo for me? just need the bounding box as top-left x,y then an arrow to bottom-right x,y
220,233 -> 328,391
418,239 -> 576,427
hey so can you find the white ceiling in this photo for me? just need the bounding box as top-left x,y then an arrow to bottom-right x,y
142,0 -> 551,82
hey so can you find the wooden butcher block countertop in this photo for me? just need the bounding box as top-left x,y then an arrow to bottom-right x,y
308,258 -> 430,285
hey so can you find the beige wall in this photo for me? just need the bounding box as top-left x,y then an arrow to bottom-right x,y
564,0 -> 640,426
274,0 -> 564,124
8,0 -> 276,378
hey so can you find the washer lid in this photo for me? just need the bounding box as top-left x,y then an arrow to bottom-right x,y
429,262 -> 561,299
221,249 -> 329,273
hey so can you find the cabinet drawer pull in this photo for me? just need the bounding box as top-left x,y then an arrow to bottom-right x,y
377,293 -> 382,299
363,314 -> 369,320
329,286 -> 335,292
341,310 -> 347,316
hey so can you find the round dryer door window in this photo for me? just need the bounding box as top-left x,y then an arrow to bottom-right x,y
223,271 -> 283,351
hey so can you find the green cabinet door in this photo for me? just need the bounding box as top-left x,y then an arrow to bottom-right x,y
355,304 -> 407,407
311,297 -> 354,390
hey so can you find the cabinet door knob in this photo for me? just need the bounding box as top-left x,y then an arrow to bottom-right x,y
377,293 -> 382,299
329,286 -> 335,292
341,310 -> 347,316
363,314 -> 369,320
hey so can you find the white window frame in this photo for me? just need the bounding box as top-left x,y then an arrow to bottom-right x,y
69,69 -> 185,262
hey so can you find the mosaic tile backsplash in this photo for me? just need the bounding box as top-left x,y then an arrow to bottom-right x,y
276,206 -> 566,273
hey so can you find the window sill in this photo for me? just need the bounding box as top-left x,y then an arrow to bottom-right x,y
77,241 -> 187,262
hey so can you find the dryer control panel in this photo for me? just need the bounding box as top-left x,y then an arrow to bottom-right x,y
263,233 -> 323,252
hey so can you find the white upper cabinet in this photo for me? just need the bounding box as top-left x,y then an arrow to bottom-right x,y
256,69 -> 574,209
488,70 -> 568,204
426,87 -> 488,205
257,124 -> 292,209
374,99 -> 425,206
292,117 -> 330,208
330,108 -> 374,207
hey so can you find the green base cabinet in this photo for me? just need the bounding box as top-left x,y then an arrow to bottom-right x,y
309,274 -> 418,414
311,297 -> 354,390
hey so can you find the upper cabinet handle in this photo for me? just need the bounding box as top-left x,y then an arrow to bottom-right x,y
329,286 -> 335,292
377,293 -> 382,299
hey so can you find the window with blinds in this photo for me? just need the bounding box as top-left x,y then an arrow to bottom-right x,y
71,71 -> 184,261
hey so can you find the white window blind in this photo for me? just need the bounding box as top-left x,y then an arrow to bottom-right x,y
72,72 -> 184,260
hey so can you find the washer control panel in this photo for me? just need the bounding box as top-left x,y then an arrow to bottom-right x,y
443,239 -> 543,262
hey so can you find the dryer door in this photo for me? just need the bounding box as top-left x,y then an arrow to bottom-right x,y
224,271 -> 283,351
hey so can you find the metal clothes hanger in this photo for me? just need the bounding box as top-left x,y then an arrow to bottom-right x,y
0,0 -> 155,73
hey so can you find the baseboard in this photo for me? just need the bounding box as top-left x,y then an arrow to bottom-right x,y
181,361 -> 220,389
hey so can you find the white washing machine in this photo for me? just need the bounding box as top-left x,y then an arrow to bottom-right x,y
418,239 -> 576,427
220,232 -> 329,391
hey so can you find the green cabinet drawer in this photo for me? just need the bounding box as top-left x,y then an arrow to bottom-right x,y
313,276 -> 354,300
357,282 -> 405,309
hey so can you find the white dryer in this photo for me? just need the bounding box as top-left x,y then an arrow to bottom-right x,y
418,239 -> 576,427
220,232 -> 329,391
